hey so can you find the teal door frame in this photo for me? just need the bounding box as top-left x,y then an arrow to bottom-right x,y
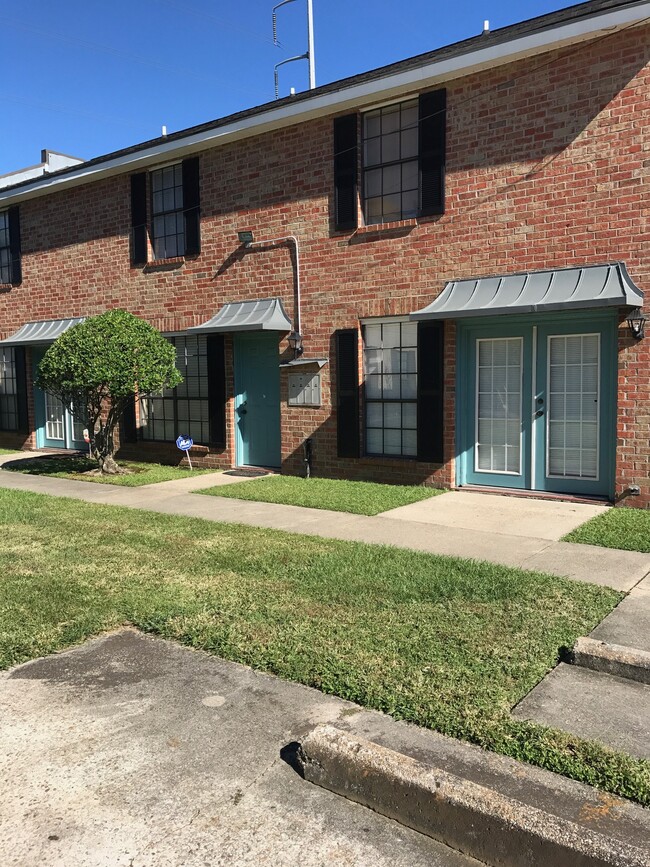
233,332 -> 281,468
456,310 -> 617,498
32,348 -> 87,451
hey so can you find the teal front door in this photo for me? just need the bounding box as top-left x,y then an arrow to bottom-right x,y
457,312 -> 617,498
33,349 -> 87,450
234,332 -> 281,468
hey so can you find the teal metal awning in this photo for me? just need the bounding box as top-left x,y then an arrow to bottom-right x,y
410,263 -> 643,321
0,317 -> 85,345
188,298 -> 291,334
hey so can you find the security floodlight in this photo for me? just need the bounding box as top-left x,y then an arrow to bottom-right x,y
238,231 -> 255,246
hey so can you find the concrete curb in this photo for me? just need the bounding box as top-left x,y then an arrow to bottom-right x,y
297,725 -> 649,867
571,637 -> 650,685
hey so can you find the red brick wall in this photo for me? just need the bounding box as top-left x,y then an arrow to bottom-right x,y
1,24 -> 648,502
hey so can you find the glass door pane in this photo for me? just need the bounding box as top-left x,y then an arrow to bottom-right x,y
476,337 -> 523,475
70,403 -> 87,445
45,392 -> 65,441
547,334 -> 599,480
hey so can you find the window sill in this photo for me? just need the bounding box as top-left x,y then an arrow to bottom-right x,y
0,283 -> 13,292
350,219 -> 417,242
143,257 -> 185,272
358,455 -> 419,467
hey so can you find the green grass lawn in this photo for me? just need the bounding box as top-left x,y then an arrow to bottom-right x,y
4,455 -> 216,486
199,474 -> 445,515
564,507 -> 650,553
1,488 -> 648,804
0,447 -> 21,455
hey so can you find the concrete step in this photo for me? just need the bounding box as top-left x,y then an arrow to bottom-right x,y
299,722 -> 650,867
590,590 -> 650,654
570,636 -> 650,684
512,663 -> 650,760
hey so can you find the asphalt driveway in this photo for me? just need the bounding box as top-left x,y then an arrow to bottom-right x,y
0,630 -> 478,867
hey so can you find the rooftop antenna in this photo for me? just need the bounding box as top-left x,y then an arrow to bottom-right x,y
272,0 -> 316,99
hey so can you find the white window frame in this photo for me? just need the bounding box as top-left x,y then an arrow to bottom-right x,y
361,98 -> 419,226
545,332 -> 600,482
362,316 -> 418,458
474,336 -> 523,477
150,162 -> 185,260
0,210 -> 11,285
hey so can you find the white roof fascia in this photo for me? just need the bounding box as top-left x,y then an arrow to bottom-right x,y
0,3 -> 648,208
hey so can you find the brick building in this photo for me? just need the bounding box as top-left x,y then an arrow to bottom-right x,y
0,0 -> 648,504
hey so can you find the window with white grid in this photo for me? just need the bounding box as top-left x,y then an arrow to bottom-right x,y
140,335 -> 209,444
364,320 -> 418,457
151,164 -> 185,259
0,212 -> 10,285
0,347 -> 18,431
362,99 -> 419,225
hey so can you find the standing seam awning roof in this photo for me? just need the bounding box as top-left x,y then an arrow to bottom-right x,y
187,298 -> 292,334
410,263 -> 643,321
0,317 -> 85,345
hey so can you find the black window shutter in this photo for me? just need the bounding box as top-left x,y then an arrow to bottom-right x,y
419,89 -> 446,217
182,157 -> 201,256
333,115 -> 358,231
130,173 -> 148,265
417,320 -> 444,462
120,396 -> 137,444
14,347 -> 28,432
8,206 -> 22,284
207,334 -> 226,447
335,329 -> 360,458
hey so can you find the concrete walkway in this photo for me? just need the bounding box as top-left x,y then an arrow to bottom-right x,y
0,630 -> 479,867
3,630 -> 649,867
513,568 -> 650,759
0,455 -> 648,591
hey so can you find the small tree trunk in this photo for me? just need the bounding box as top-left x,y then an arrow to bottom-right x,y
98,452 -> 120,474
92,422 -> 120,474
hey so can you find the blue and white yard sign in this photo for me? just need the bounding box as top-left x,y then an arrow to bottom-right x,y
176,434 -> 194,469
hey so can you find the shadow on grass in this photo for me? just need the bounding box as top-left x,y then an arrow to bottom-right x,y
3,455 -> 98,475
3,455 -> 147,477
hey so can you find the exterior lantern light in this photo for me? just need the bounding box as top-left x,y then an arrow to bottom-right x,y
288,331 -> 304,357
626,311 -> 647,340
237,230 -> 255,247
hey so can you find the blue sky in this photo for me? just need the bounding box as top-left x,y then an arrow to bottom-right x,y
1,0 -> 570,175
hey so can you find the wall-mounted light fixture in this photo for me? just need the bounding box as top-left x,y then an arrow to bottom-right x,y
626,311 -> 647,340
288,330 -> 304,358
237,230 -> 255,247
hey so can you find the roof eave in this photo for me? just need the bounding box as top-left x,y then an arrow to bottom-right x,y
1,1 -> 648,207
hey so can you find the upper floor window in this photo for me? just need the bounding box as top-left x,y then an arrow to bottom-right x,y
333,89 -> 446,232
0,211 -> 11,284
363,100 -> 419,225
151,164 -> 185,259
130,157 -> 200,265
0,207 -> 21,285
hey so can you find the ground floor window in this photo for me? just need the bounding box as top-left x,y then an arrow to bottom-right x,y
0,346 -> 18,431
363,319 -> 418,456
140,335 -> 210,444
